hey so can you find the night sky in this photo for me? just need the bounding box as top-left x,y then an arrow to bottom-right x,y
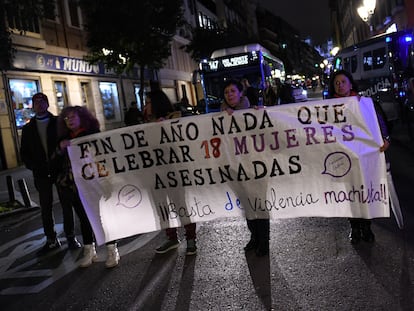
259,0 -> 331,45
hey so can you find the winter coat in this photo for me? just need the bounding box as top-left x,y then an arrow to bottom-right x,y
20,112 -> 59,180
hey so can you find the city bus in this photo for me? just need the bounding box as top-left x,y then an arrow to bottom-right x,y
333,29 -> 414,123
197,44 -> 285,113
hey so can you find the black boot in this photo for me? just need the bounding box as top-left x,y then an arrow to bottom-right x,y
361,220 -> 375,243
67,236 -> 82,249
244,239 -> 257,251
255,219 -> 270,257
244,219 -> 257,251
349,219 -> 361,245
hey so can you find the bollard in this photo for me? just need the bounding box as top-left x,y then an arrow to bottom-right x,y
6,175 -> 16,202
17,179 -> 32,208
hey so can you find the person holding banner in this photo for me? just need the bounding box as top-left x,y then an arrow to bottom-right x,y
329,70 -> 390,245
56,106 -> 120,268
144,89 -> 198,255
221,79 -> 270,257
220,79 -> 250,113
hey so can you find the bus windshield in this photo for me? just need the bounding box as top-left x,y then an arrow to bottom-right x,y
198,44 -> 285,112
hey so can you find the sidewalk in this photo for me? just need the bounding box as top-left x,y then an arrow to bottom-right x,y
0,166 -> 39,218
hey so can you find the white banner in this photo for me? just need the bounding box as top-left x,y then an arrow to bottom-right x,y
68,97 -> 389,245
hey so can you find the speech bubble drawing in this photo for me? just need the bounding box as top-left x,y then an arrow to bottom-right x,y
116,184 -> 142,208
322,151 -> 352,178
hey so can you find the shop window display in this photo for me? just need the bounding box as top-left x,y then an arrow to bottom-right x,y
54,81 -> 68,112
10,79 -> 39,129
99,82 -> 119,120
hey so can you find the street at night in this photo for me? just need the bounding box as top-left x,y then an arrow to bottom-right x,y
1,1 -> 414,310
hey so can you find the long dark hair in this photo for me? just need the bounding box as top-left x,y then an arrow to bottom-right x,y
146,90 -> 174,118
328,69 -> 359,98
57,106 -> 100,138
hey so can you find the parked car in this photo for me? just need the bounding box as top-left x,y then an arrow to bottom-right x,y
198,95 -> 222,113
175,101 -> 199,116
292,86 -> 308,102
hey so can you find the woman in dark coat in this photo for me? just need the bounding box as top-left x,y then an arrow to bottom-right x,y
56,106 -> 120,268
328,70 -> 390,244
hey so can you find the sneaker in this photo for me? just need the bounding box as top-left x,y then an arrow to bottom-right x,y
67,237 -> 82,249
79,243 -> 98,268
186,239 -> 197,256
155,239 -> 179,254
40,237 -> 61,253
105,244 -> 120,268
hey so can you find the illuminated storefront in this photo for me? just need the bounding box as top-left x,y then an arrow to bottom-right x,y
0,50 -> 146,170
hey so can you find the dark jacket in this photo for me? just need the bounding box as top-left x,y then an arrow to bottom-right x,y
150,90 -> 174,119
20,112 -> 59,179
56,128 -> 99,192
279,83 -> 295,104
124,107 -> 144,126
244,86 -> 259,106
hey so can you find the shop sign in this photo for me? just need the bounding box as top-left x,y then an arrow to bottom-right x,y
12,51 -> 138,77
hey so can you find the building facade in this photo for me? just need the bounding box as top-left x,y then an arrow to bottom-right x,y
0,0 -> 324,170
0,0 -> 220,170
1,0 -> 154,170
330,0 -> 414,49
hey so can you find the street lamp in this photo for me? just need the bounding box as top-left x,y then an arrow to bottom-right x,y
357,0 -> 376,35
330,47 -> 340,57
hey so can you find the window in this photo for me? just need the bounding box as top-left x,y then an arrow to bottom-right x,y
197,12 -> 217,29
99,82 -> 119,120
81,82 -> 90,106
351,55 -> 358,73
363,51 -> 373,71
54,81 -> 68,112
342,56 -> 357,73
373,47 -> 386,69
5,4 -> 40,35
9,79 -> 39,129
343,57 -> 351,72
64,0 -> 82,28
44,0 -> 58,22
134,84 -> 145,111
80,81 -> 96,114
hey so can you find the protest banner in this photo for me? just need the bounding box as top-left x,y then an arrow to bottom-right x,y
68,97 -> 389,245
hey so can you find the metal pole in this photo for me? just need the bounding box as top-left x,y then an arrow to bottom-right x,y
17,178 -> 32,207
6,175 -> 15,202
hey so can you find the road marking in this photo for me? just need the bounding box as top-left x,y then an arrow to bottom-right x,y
0,224 -> 158,295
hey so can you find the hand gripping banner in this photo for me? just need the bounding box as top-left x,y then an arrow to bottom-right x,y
68,97 -> 389,245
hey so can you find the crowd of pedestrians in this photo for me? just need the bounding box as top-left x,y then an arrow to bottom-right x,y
20,93 -> 120,268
